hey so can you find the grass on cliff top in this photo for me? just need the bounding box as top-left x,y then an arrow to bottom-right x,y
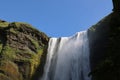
12,22 -> 38,30
11,22 -> 48,38
29,47 -> 44,77
0,22 -> 9,28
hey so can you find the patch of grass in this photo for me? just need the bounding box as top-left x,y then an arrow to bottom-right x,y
26,35 -> 42,51
0,22 -> 9,28
29,48 -> 44,77
11,22 -> 36,30
2,45 -> 16,60
0,43 -> 3,53
13,47 -> 44,78
30,38 -> 39,49
10,28 -> 18,34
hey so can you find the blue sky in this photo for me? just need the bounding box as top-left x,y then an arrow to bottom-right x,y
0,0 -> 112,37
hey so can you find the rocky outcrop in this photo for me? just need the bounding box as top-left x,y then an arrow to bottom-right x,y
0,20 -> 49,80
88,12 -> 120,80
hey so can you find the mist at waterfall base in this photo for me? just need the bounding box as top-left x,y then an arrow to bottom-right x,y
40,30 -> 91,80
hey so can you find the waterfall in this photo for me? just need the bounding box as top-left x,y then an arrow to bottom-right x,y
40,31 -> 91,80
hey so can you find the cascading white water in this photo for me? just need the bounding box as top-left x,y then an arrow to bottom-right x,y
40,31 -> 91,80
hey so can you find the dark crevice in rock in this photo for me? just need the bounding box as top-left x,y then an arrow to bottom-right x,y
0,28 -> 8,59
0,70 -> 5,74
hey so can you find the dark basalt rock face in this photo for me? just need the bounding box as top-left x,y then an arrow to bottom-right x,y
88,12 -> 120,80
0,21 -> 49,80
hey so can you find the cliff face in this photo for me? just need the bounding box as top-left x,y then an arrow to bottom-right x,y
1,11 -> 120,80
88,12 -> 120,80
0,20 -> 49,80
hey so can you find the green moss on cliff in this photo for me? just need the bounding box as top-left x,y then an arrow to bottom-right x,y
2,45 -> 16,60
0,60 -> 22,80
0,21 -> 9,27
0,20 -> 49,80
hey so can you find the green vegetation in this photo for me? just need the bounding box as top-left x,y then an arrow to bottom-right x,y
30,48 -> 44,76
0,20 -> 49,80
11,22 -> 38,31
10,28 -> 18,34
0,22 -> 9,28
0,44 -> 3,53
2,45 -> 16,60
